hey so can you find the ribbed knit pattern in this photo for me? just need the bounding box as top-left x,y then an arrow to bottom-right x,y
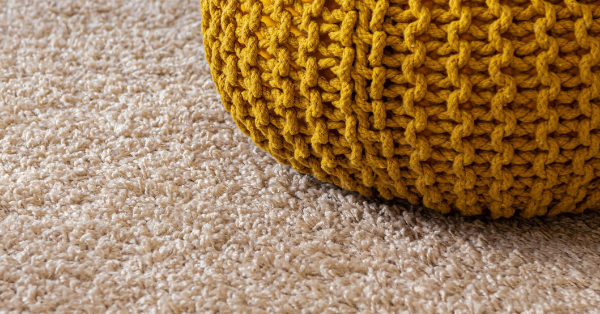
201,0 -> 600,218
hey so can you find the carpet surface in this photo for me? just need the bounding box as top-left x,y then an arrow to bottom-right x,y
1,0 -> 600,313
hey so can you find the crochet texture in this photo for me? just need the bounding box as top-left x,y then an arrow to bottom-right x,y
201,0 -> 600,218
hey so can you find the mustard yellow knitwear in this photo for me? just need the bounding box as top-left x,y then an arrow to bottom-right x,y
200,0 -> 600,218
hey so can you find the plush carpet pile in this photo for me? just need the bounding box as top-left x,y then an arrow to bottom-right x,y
1,0 -> 600,313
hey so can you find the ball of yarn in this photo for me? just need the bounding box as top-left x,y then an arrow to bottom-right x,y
201,0 -> 600,218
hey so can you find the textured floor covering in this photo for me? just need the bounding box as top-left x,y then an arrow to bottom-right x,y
1,0 -> 600,313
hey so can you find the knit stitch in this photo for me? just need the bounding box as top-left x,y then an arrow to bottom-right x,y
201,0 -> 600,218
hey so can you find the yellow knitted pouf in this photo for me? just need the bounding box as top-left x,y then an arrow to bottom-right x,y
201,0 -> 600,218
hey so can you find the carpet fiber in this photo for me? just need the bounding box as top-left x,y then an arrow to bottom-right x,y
1,0 -> 600,313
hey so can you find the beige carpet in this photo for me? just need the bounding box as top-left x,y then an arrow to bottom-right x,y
1,0 -> 600,313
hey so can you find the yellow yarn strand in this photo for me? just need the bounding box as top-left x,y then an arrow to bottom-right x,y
201,0 -> 600,218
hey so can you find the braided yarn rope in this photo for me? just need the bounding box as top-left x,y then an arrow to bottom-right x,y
201,0 -> 600,218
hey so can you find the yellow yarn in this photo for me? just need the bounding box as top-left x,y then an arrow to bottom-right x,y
201,0 -> 600,218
